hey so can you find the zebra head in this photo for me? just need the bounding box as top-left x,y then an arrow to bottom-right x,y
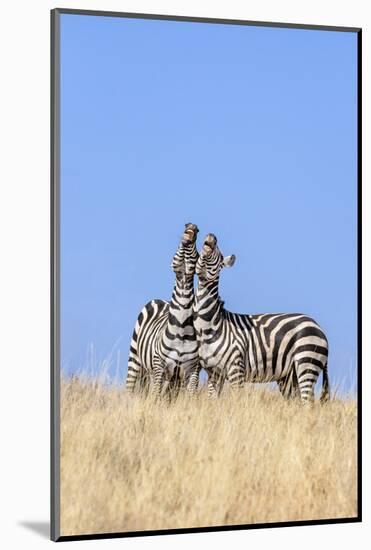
171,223 -> 199,279
196,233 -> 235,283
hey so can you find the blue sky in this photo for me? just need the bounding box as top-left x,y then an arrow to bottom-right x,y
60,14 -> 358,391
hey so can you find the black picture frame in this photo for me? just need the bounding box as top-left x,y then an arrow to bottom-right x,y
51,8 -> 362,542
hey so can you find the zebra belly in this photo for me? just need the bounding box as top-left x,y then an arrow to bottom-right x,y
244,353 -> 283,382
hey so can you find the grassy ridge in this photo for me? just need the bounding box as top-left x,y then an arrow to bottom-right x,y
60,378 -> 357,536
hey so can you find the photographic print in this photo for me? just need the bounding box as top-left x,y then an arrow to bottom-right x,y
51,9 -> 361,541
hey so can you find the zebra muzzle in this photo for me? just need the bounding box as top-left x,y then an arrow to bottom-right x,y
202,234 -> 217,255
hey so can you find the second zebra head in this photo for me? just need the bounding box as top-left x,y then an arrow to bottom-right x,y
196,233 -> 236,283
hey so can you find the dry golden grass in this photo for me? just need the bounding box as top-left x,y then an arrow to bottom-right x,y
60,377 -> 357,536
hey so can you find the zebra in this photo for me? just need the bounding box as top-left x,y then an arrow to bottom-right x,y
194,233 -> 330,403
125,223 -> 200,398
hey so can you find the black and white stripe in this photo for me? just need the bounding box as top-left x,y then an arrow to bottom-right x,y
126,224 -> 200,398
194,233 -> 330,403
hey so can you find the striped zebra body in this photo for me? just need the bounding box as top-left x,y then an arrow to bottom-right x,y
194,234 -> 329,403
126,224 -> 200,397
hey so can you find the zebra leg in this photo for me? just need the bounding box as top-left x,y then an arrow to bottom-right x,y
207,381 -> 218,399
167,366 -> 182,402
227,361 -> 245,389
295,360 -> 321,404
126,347 -> 142,394
320,362 -> 330,403
207,371 -> 220,399
207,368 -> 226,398
137,369 -> 150,397
186,365 -> 201,396
152,357 -> 165,398
277,365 -> 300,400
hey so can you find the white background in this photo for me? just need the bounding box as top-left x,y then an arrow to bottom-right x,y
0,0 -> 369,548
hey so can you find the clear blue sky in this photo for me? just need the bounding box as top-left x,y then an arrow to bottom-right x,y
60,14 -> 358,391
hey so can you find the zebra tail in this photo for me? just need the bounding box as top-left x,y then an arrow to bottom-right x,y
320,363 -> 330,403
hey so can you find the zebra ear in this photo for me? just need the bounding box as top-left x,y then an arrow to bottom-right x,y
223,255 -> 236,268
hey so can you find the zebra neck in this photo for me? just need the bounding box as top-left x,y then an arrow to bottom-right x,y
194,279 -> 224,331
168,275 -> 195,316
162,276 -> 196,345
183,242 -> 198,266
